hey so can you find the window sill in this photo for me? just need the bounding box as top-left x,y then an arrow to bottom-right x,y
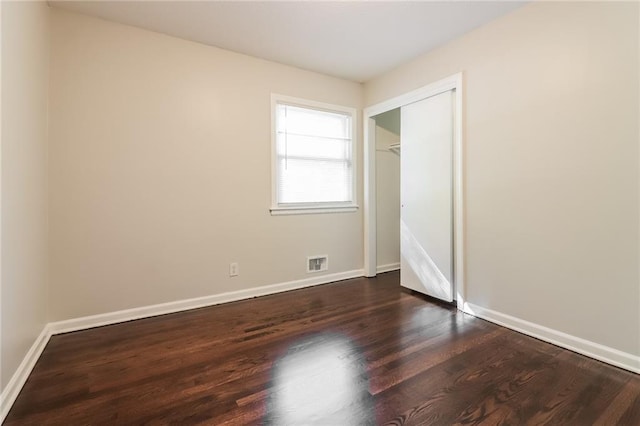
270,204 -> 359,216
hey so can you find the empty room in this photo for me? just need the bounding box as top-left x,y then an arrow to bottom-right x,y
1,0 -> 639,424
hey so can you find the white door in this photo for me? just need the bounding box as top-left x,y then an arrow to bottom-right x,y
400,90 -> 454,302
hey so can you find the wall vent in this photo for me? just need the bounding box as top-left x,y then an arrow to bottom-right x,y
307,255 -> 328,273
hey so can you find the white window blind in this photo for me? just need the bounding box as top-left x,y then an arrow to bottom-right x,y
275,102 -> 354,206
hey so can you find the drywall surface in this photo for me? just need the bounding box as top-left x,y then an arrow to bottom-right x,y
366,2 -> 639,355
374,108 -> 400,136
375,125 -> 400,269
1,1 -> 50,389
48,9 -> 363,320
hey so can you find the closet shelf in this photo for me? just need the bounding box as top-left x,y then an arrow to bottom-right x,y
375,143 -> 401,156
388,143 -> 401,155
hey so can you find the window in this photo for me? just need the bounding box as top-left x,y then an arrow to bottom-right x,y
271,95 -> 357,215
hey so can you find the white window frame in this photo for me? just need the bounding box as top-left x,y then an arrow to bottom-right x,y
270,94 -> 358,216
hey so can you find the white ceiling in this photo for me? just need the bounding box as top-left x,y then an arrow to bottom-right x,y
50,1 -> 525,83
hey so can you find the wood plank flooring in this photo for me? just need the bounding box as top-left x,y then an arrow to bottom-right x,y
5,271 -> 640,425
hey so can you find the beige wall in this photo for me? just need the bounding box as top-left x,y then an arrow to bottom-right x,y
366,1 -> 639,355
48,9 -> 363,321
375,125 -> 400,269
2,1 -> 636,389
1,1 -> 50,390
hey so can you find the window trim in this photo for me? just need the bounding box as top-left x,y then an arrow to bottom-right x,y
270,94 -> 358,215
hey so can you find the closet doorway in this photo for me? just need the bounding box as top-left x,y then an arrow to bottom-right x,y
363,73 -> 465,308
372,108 -> 401,275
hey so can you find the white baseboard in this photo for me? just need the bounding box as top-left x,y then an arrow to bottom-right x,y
3,272 -> 637,424
376,262 -> 400,274
49,269 -> 364,335
463,302 -> 640,374
0,325 -> 52,422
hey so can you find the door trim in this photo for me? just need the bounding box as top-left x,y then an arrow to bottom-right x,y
363,72 -> 465,311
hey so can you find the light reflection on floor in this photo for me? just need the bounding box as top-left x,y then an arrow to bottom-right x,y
264,333 -> 375,425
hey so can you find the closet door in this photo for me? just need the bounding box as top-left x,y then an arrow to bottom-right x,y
400,90 -> 454,302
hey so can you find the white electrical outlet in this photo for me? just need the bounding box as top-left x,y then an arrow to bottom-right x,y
229,262 -> 239,277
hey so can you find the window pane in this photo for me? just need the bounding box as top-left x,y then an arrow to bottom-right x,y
277,104 -> 351,140
274,100 -> 354,206
278,158 -> 352,204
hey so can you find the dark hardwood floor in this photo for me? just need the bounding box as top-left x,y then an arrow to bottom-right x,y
5,271 -> 640,425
